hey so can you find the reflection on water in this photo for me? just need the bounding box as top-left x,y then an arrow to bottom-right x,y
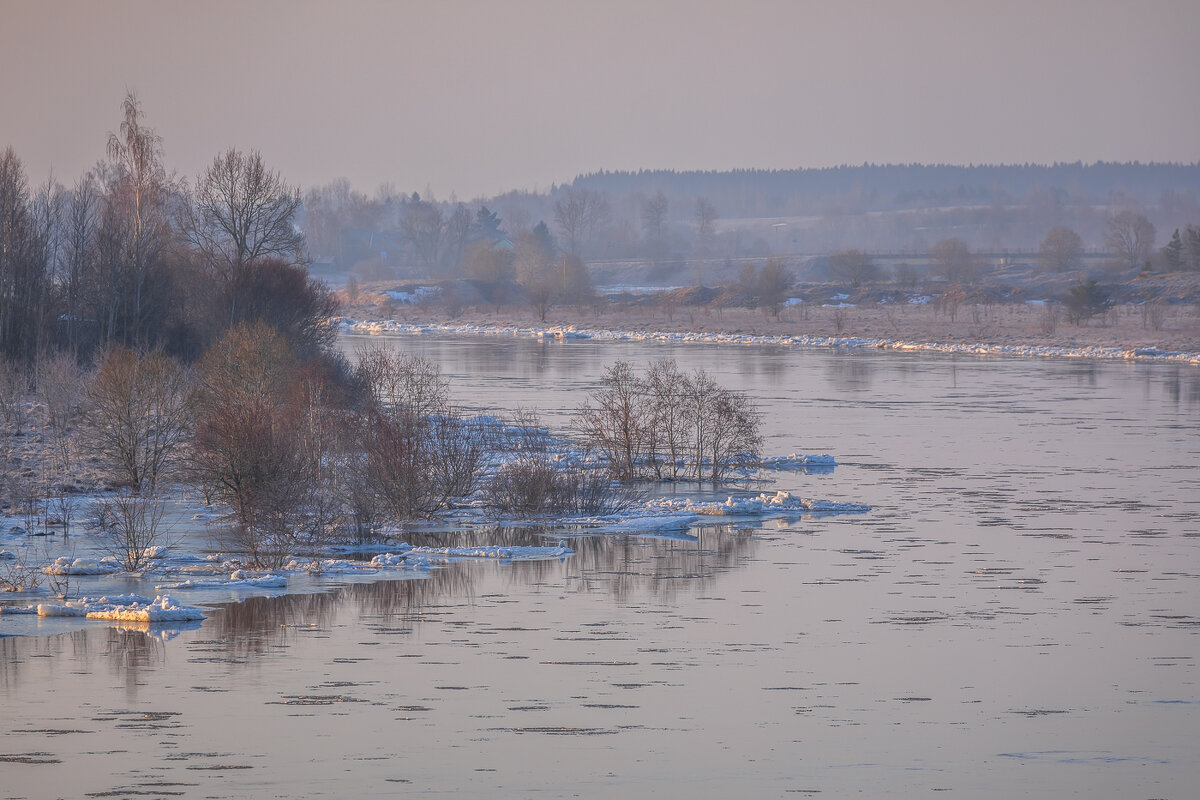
2,336 -> 1197,799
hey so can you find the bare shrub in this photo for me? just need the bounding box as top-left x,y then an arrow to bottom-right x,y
355,347 -> 447,418
1039,303 -> 1060,336
0,544 -> 43,592
192,323 -> 342,567
505,407 -> 552,455
428,414 -> 492,499
557,468 -> 644,515
359,407 -> 447,519
35,351 -> 88,472
90,490 -> 171,572
577,360 -> 647,481
0,358 -> 29,434
353,347 -> 485,521
576,360 -> 762,484
486,458 -> 562,515
1145,303 -> 1166,332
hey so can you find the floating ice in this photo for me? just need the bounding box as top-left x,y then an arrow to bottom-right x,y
759,453 -> 837,472
156,574 -> 288,590
403,544 -> 574,561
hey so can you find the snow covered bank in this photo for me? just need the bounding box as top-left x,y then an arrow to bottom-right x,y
338,319 -> 1200,365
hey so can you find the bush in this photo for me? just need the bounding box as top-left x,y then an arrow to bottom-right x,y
1064,280 -> 1113,326
486,459 -> 643,517
486,458 -> 563,516
90,491 -> 171,572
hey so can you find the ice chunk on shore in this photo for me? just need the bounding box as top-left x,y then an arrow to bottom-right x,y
43,557 -> 121,575
33,594 -> 205,622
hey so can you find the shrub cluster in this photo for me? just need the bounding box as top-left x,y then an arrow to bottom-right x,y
577,359 -> 762,483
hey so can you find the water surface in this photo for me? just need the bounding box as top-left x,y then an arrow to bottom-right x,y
3,336 -> 1196,798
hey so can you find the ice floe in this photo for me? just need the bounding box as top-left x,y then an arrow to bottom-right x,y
759,453 -> 838,472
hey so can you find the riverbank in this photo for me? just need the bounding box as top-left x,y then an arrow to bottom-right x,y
341,301 -> 1200,365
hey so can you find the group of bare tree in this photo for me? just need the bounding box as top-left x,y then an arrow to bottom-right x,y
577,360 -> 762,483
0,92 -> 333,369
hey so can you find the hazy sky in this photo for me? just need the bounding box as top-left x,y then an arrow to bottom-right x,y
3,0 -> 1198,199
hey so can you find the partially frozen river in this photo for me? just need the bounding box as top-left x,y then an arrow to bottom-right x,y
3,334 -> 1198,798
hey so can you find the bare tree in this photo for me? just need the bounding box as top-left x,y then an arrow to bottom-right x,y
400,194 -> 444,271
1104,211 -> 1156,270
646,359 -> 688,479
85,347 -> 193,492
757,257 -> 792,319
642,191 -> 669,262
0,148 -> 52,363
192,323 -> 324,566
828,249 -> 879,288
35,351 -> 88,473
514,224 -> 557,321
577,360 -> 761,484
90,490 -> 172,572
60,174 -> 100,353
441,203 -> 472,273
101,92 -> 174,346
554,188 -> 609,258
577,360 -> 648,481
930,237 -> 977,283
1038,226 -> 1083,273
702,385 -> 762,482
179,148 -> 304,290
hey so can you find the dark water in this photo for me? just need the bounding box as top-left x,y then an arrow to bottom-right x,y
2,335 -> 1197,799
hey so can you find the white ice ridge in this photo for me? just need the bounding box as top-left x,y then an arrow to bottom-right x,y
368,543 -> 573,565
1,594 -> 206,622
337,319 -> 1200,365
652,491 -> 869,517
155,572 -> 289,590
759,453 -> 837,470
585,491 -> 869,533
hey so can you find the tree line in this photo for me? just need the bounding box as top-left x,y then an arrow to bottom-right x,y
0,92 -> 333,367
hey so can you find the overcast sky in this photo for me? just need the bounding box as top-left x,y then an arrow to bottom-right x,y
3,0 -> 1198,199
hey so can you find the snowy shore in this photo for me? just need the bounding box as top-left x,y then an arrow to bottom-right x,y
340,318 -> 1200,365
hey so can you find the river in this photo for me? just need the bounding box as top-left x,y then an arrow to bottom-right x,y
2,334 -> 1197,798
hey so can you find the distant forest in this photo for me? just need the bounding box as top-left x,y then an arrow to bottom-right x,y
569,162 -> 1200,217
308,161 -> 1200,282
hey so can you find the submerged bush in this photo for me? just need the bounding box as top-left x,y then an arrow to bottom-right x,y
486,458 -> 643,517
